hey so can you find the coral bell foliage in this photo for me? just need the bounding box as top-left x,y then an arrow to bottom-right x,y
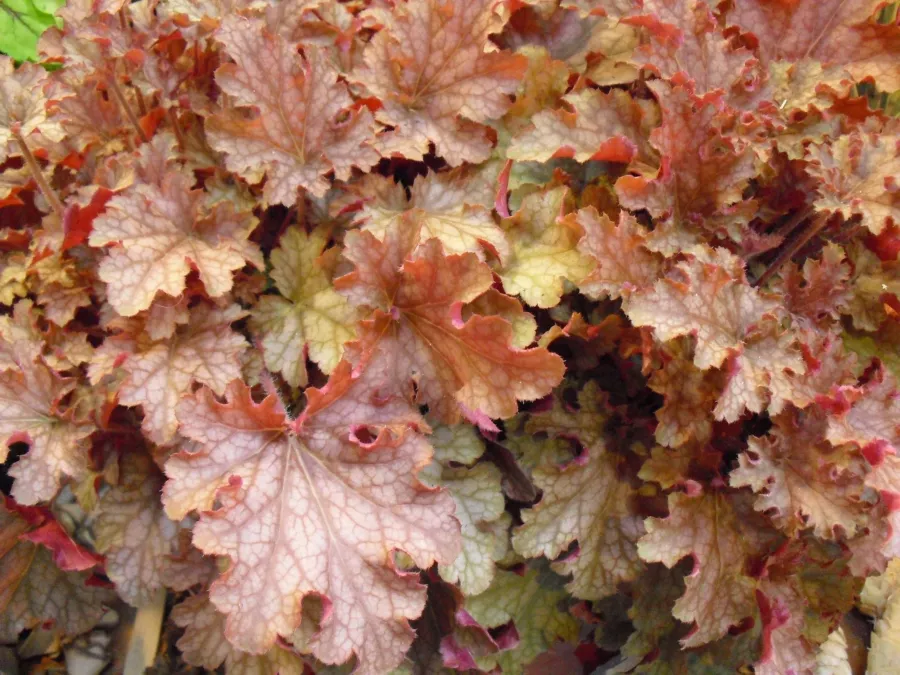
3,0 -> 900,673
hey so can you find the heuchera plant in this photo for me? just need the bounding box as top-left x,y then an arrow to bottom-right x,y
1,0 -> 900,672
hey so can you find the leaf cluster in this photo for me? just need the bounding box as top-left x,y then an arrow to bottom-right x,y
1,0 -> 900,673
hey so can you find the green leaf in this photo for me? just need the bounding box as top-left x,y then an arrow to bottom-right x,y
0,0 -> 63,62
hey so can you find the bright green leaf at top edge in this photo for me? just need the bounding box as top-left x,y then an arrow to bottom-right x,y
0,0 -> 63,62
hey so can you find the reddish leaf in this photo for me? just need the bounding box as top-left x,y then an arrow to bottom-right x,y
336,216 -> 565,421
0,502 -> 113,642
724,0 -> 900,90
62,187 -> 113,251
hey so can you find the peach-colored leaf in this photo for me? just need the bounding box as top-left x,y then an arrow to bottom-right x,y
172,593 -> 305,675
732,414 -> 866,539
723,0 -> 900,90
89,170 -> 260,316
357,171 -> 510,262
337,219 -> 565,421
807,127 -> 900,235
116,304 -> 247,445
354,0 -> 527,165
464,288 -> 538,349
94,451 -> 180,607
826,367 -> 900,452
0,359 -> 94,505
714,321 -> 806,422
778,243 -> 851,325
648,341 -> 719,447
508,89 -> 649,165
512,383 -> 643,600
0,300 -> 44,370
575,207 -> 662,300
0,57 -> 65,162
629,0 -> 757,100
638,491 -> 757,647
615,82 -> 756,225
514,442 -> 644,601
0,253 -> 28,308
208,15 -> 378,204
626,251 -> 779,370
755,578 -> 819,675
163,348 -> 460,673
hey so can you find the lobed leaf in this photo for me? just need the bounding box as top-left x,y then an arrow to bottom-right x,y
164,346 -> 460,673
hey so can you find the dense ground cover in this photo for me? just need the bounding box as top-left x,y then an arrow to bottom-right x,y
1,0 -> 900,673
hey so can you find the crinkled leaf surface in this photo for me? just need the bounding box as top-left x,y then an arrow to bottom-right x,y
0,57 -> 64,162
731,414 -> 865,539
336,218 -> 564,421
827,367 -> 900,451
163,347 -> 460,674
208,16 -> 378,203
508,88 -> 649,165
807,127 -> 900,235
630,0 -> 757,101
723,0 -> 900,90
465,566 -> 579,674
626,252 -> 779,370
514,442 -> 644,601
6,0 -> 900,671
575,207 -> 662,300
94,451 -> 179,607
0,358 -> 93,504
357,171 -> 510,262
251,226 -> 358,388
172,593 -> 305,675
354,0 -> 527,165
638,492 -> 757,647
116,304 -> 248,445
0,502 -> 112,642
615,82 -> 756,225
89,171 -> 260,316
430,463 -> 509,597
498,187 -> 595,308
713,321 -> 806,422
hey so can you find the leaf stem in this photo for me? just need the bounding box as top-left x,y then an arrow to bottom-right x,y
122,588 -> 165,675
167,107 -> 185,151
770,205 -> 814,240
261,367 -> 296,421
13,131 -> 64,218
753,212 -> 830,288
132,85 -> 147,117
108,74 -> 149,143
